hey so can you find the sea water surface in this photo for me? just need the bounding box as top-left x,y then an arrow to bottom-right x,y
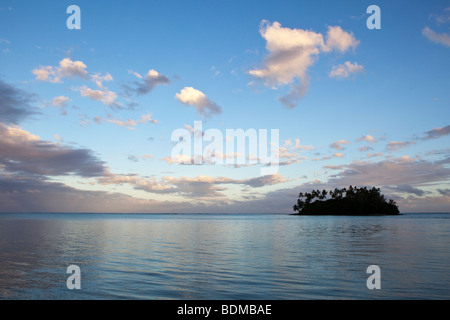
0,213 -> 449,300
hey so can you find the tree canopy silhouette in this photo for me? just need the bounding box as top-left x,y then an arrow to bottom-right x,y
292,186 -> 399,215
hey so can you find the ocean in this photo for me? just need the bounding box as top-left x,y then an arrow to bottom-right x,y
0,212 -> 449,300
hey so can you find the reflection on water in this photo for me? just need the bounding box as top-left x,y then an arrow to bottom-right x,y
0,213 -> 449,299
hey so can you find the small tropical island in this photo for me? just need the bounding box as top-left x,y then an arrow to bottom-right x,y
292,185 -> 400,216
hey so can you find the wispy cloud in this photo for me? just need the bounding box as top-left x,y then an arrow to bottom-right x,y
429,7 -> 450,25
97,173 -> 288,199
128,154 -> 154,162
79,85 -> 121,109
326,156 -> 450,188
387,184 -> 425,196
91,72 -> 113,88
329,61 -> 364,79
358,146 -> 374,152
367,152 -> 383,158
51,96 -> 69,107
422,27 -> 450,47
386,141 -> 416,151
330,139 -> 350,150
46,95 -> 70,115
94,113 -> 158,130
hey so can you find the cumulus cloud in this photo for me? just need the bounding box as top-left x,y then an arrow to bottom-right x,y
32,66 -> 59,83
324,26 -> 359,52
0,79 -> 38,124
422,27 -> 450,47
58,58 -> 89,78
32,58 -> 89,83
175,87 -> 222,117
248,21 -> 360,108
329,61 -> 364,78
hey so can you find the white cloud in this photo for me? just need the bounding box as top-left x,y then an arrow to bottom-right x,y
32,66 -> 60,83
329,61 -> 364,78
324,26 -> 360,52
33,58 -> 89,83
175,87 -> 222,117
248,21 -> 325,86
58,58 -> 89,78
248,21 -> 360,108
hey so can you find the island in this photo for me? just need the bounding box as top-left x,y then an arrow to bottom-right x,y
292,185 -> 400,215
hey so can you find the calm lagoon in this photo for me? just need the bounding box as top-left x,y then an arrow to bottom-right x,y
0,213 -> 449,300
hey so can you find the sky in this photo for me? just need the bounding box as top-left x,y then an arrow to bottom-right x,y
0,0 -> 449,213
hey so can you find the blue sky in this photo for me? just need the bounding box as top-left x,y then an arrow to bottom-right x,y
0,0 -> 449,213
